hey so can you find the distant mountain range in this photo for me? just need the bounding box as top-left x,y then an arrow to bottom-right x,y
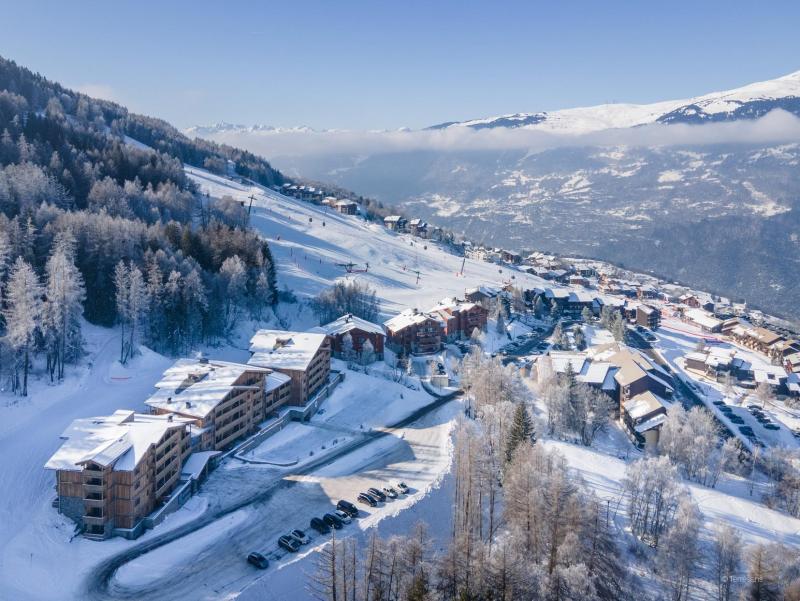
188,71 -> 800,319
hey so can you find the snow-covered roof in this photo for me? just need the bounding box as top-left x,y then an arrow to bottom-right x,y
145,359 -> 267,419
753,365 -> 787,385
684,308 -> 722,330
581,362 -> 613,386
633,413 -> 667,434
181,451 -> 221,480
249,330 -> 328,372
623,391 -> 668,422
465,285 -> 501,298
314,313 -> 385,337
384,309 -> 442,332
549,351 -> 588,375
45,410 -> 190,473
266,371 -> 291,392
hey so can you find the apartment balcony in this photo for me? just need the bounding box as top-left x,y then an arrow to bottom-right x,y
83,482 -> 105,495
83,496 -> 105,508
83,512 -> 106,526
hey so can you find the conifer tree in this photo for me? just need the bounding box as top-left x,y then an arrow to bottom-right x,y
506,402 -> 535,462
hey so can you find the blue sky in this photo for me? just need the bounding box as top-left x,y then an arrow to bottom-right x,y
2,1 -> 799,130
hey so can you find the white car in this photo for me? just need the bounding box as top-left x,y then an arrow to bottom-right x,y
396,482 -> 409,494
334,509 -> 352,524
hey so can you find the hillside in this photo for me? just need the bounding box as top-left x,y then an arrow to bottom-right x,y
0,55 -> 290,388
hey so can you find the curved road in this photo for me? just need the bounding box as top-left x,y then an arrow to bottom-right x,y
85,391 -> 459,600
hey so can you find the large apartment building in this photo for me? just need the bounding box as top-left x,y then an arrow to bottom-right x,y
45,410 -> 192,540
249,330 -> 332,406
145,358 -> 272,451
384,309 -> 443,355
428,299 -> 488,341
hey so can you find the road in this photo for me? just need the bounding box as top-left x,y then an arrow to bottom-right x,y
84,390 -> 460,600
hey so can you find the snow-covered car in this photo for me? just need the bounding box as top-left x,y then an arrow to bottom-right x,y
358,492 -> 377,507
367,487 -> 386,502
396,482 -> 409,494
278,535 -> 300,553
247,552 -> 269,569
382,486 -> 398,499
290,529 -> 310,544
334,509 -> 352,524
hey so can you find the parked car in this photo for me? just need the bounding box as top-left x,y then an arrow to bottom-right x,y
764,424 -> 780,431
291,529 -> 310,545
382,486 -> 398,499
334,509 -> 352,524
323,513 -> 344,529
396,482 -> 409,494
337,500 -> 359,517
278,535 -> 300,553
729,416 -> 745,424
739,426 -> 754,436
747,404 -> 761,410
247,552 -> 269,569
357,492 -> 377,507
368,487 -> 387,502
310,517 -> 331,534
712,400 -> 726,406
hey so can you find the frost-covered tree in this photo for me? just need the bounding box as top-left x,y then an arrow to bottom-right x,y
581,306 -> 593,323
495,309 -> 506,337
219,254 -> 246,332
657,496 -> 701,601
712,524 -> 742,601
43,234 -> 85,380
658,405 -> 721,485
341,332 -> 356,367
114,261 -> 148,364
359,338 -> 375,368
623,455 -> 684,547
3,257 -> 43,395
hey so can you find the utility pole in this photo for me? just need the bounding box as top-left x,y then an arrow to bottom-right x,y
459,256 -> 466,277
247,194 -> 256,216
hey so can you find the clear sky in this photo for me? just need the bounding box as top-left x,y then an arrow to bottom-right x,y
2,0 -> 799,130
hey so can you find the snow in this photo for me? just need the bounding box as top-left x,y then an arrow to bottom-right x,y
249,330 -> 328,371
113,508 -> 250,588
145,358 -> 268,420
184,166 -> 550,317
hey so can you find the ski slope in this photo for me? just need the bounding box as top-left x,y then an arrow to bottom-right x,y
186,166 -> 547,318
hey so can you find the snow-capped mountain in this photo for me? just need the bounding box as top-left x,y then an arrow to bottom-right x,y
428,70 -> 800,132
188,70 -> 800,318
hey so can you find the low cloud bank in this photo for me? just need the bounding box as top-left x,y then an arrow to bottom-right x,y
195,109 -> 800,159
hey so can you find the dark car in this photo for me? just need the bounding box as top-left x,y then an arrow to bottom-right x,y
279,535 -> 300,553
764,424 -> 780,431
712,400 -> 726,406
323,513 -> 344,529
367,487 -> 386,502
739,426 -> 754,436
291,529 -> 310,544
729,416 -> 745,424
337,499 -> 359,517
247,552 -> 269,569
310,517 -> 330,534
357,492 -> 377,507
396,482 -> 409,494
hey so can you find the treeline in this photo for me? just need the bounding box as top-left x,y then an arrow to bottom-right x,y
0,55 -> 282,392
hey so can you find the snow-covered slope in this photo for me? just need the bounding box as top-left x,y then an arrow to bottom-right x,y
184,166 -> 547,316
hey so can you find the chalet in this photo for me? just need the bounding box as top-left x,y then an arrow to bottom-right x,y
501,250 -> 522,265
621,391 -> 669,450
428,298 -> 489,341
334,199 -> 358,215
145,359 -> 272,452
408,218 -> 428,237
785,352 -> 800,374
679,294 -> 701,308
684,347 -> 736,379
383,215 -> 407,232
787,373 -> 800,398
731,325 -> 785,355
683,308 -> 722,333
636,304 -> 660,330
248,331 -> 332,406
566,291 -> 597,314
637,285 -> 659,300
384,309 -> 443,355
569,276 -> 591,288
605,347 -> 674,412
465,285 -> 502,308
312,313 -> 385,360
46,410 -> 194,540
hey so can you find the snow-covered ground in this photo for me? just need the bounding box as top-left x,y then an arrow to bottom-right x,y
185,166 -> 550,318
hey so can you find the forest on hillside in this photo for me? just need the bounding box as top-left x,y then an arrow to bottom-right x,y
0,55 -> 285,394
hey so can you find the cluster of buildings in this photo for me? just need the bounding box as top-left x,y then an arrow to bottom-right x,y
383,215 -> 444,240
44,294 -> 492,541
384,298 -> 489,355
542,343 -> 675,449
